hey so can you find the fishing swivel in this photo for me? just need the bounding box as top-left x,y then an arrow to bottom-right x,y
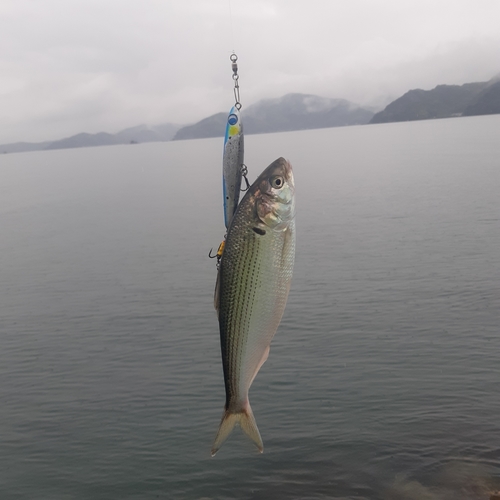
230,53 -> 242,110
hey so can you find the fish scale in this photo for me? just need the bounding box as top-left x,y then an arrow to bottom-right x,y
212,157 -> 295,456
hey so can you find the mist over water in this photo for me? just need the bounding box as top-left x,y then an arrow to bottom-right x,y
1,115 -> 499,499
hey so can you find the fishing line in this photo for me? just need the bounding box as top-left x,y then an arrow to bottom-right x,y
227,0 -> 236,53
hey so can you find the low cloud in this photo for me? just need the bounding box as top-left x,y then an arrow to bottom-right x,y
1,0 -> 500,143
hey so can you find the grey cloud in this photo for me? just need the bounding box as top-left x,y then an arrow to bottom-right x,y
1,0 -> 500,143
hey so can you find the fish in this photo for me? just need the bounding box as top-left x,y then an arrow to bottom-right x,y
212,157 -> 296,456
222,106 -> 244,229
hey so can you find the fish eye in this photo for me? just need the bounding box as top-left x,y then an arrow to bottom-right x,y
228,114 -> 238,126
270,176 -> 284,189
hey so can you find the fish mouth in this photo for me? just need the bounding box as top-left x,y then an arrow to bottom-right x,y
281,159 -> 295,192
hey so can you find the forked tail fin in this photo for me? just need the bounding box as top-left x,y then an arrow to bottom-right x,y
211,405 -> 263,456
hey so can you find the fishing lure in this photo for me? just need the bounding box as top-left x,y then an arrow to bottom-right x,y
222,105 -> 244,228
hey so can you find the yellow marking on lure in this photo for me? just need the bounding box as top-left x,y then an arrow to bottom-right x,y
216,240 -> 225,258
228,124 -> 240,137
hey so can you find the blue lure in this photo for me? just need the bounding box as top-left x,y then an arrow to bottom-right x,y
222,106 -> 244,229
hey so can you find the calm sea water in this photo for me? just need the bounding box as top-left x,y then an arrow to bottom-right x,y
1,115 -> 499,500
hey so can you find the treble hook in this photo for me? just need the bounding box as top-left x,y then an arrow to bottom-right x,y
240,164 -> 250,191
209,240 -> 226,261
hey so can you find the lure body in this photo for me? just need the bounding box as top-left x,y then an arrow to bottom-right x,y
222,106 -> 244,228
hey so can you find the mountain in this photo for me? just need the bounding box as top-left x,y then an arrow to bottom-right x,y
173,94 -> 374,140
114,123 -> 180,143
245,94 -> 374,132
45,123 -> 181,150
4,75 -> 500,154
370,78 -> 500,124
462,81 -> 500,116
45,132 -> 120,150
173,113 -> 227,141
1,123 -> 181,154
1,141 -> 52,154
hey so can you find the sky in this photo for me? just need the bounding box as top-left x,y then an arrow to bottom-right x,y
1,0 -> 500,144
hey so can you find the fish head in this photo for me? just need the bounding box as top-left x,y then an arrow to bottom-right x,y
254,157 -> 295,231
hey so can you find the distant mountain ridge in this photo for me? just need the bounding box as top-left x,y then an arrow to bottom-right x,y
1,123 -> 181,154
370,77 -> 500,124
171,113 -> 228,141
462,80 -> 500,116
173,93 -> 374,140
3,75 -> 500,154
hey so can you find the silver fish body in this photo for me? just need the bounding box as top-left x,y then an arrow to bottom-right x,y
212,157 -> 295,456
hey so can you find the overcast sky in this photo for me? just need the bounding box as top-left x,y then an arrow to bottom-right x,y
1,0 -> 500,144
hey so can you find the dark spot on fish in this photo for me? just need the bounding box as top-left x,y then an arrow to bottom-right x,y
252,227 -> 266,235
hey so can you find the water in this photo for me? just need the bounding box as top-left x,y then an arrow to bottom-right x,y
1,115 -> 499,499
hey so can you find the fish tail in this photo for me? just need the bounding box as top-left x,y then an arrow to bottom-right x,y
240,404 -> 264,453
211,404 -> 263,456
